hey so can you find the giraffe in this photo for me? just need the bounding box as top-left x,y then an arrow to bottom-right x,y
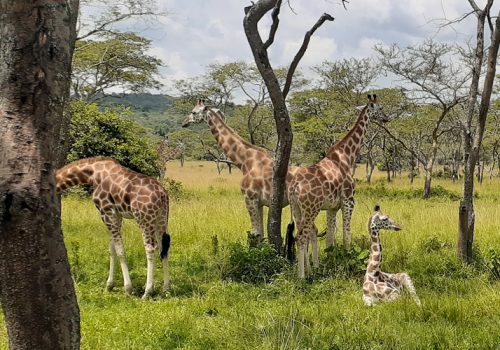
288,94 -> 388,278
56,157 -> 170,299
363,205 -> 420,306
182,99 -> 299,243
157,138 -> 185,182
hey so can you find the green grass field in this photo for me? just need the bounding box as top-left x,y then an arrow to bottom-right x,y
2,161 -> 500,349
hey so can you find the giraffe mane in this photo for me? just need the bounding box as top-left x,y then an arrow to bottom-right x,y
207,108 -> 270,155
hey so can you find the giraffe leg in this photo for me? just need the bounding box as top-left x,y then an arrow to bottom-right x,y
341,197 -> 355,249
245,196 -> 263,242
106,240 -> 117,291
325,209 -> 337,248
156,217 -> 171,293
100,212 -> 133,295
399,273 -> 421,306
362,293 -> 375,306
296,224 -> 307,279
309,224 -> 320,269
138,221 -> 158,299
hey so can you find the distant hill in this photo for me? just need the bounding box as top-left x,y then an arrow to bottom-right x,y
96,93 -> 185,137
98,93 -> 175,113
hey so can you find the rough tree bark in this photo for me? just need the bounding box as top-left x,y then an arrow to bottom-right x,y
458,0 -> 500,262
0,1 -> 80,348
243,0 -> 333,251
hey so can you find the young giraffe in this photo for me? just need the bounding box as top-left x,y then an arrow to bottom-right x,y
363,205 -> 420,306
289,94 -> 388,278
182,99 -> 300,242
56,157 -> 170,299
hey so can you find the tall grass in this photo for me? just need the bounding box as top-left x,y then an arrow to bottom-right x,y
1,162 -> 500,349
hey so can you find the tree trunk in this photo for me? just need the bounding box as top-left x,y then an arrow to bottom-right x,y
423,167 -> 432,199
0,1 -> 80,348
458,3 -> 499,262
244,1 -> 292,252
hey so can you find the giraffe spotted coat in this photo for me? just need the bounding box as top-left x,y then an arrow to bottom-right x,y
362,206 -> 420,306
56,157 -> 170,299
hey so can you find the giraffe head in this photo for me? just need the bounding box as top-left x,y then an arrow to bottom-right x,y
182,99 -> 209,127
369,205 -> 401,233
365,94 -> 389,122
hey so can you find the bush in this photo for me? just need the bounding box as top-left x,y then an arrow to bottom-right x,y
484,248 -> 500,280
221,243 -> 288,284
358,182 -> 462,201
318,244 -> 370,278
421,236 -> 452,253
67,101 -> 160,177
162,178 -> 187,200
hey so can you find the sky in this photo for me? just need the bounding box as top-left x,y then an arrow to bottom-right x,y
94,0 -> 497,95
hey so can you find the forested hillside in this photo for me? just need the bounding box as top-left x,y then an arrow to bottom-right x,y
97,93 -> 185,136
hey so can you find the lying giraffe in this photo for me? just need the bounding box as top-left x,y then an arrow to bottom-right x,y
56,157 -> 170,299
182,99 -> 299,243
289,95 -> 388,278
363,205 -> 420,306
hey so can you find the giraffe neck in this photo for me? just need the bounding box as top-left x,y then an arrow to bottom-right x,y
164,147 -> 179,161
55,158 -> 113,192
206,109 -> 255,168
327,105 -> 370,167
366,226 -> 382,277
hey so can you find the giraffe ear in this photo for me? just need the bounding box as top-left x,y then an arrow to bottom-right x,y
367,94 -> 372,100
373,94 -> 377,103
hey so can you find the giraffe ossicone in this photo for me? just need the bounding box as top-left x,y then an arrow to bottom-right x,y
362,205 -> 421,306
56,157 -> 171,299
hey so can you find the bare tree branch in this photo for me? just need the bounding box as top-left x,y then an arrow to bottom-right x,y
283,13 -> 334,98
263,0 -> 282,50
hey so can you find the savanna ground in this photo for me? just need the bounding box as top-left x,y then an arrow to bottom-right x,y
2,161 -> 500,349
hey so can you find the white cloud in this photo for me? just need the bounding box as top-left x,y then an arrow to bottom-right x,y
118,0 -> 497,95
282,35 -> 338,68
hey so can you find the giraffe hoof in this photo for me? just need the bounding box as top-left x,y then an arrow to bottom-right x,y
124,284 -> 133,295
106,283 -> 114,292
141,291 -> 153,300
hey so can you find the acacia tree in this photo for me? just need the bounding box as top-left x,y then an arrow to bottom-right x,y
72,33 -> 162,101
0,0 -> 80,348
376,40 -> 470,198
243,0 -> 334,250
458,0 -> 500,262
314,58 -> 379,106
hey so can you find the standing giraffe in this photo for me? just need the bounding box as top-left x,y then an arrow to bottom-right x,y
182,99 -> 299,243
56,157 -> 170,299
157,138 -> 185,182
363,205 -> 420,306
289,94 -> 388,278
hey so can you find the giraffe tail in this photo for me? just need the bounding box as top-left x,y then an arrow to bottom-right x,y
160,233 -> 171,260
285,221 -> 295,262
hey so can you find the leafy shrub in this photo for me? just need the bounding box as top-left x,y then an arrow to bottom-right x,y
162,178 -> 187,200
67,101 -> 160,177
358,182 -> 462,200
421,236 -> 452,253
318,245 -> 370,278
484,248 -> 500,280
221,243 -> 288,284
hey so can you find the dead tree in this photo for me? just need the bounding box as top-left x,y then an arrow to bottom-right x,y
0,0 -> 80,348
243,0 -> 334,251
458,0 -> 500,262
